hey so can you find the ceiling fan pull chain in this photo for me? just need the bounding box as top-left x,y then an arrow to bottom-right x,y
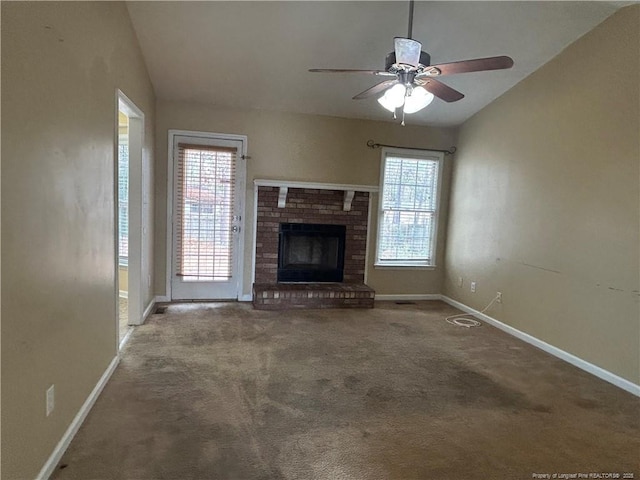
401,107 -> 406,127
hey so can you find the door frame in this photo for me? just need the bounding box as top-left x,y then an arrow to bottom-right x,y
166,129 -> 247,301
115,90 -> 145,349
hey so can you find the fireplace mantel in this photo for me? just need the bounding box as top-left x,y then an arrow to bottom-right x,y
254,179 -> 379,192
254,179 -> 378,212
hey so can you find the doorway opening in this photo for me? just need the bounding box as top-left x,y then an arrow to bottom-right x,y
118,111 -> 130,344
116,91 -> 145,349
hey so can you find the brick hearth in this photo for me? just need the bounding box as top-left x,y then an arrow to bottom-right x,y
253,185 -> 374,309
252,283 -> 375,310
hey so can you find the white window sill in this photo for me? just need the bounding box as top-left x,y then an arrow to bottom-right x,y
374,263 -> 437,270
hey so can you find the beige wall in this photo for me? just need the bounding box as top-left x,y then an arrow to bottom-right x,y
444,6 -> 639,383
1,2 -> 155,478
155,101 -> 456,298
119,266 -> 129,293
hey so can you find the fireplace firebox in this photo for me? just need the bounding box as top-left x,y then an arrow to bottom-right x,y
277,223 -> 346,282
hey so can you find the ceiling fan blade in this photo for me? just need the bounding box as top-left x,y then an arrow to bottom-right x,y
353,79 -> 399,100
394,37 -> 422,67
309,68 -> 395,76
416,78 -> 464,103
426,56 -> 514,76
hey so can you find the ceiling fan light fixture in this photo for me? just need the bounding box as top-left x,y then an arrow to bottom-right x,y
377,84 -> 407,112
403,86 -> 434,114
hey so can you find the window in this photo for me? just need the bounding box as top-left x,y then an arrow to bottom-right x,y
375,148 -> 443,267
118,131 -> 129,266
175,144 -> 236,281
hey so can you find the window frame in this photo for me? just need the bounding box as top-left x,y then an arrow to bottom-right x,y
375,147 -> 444,268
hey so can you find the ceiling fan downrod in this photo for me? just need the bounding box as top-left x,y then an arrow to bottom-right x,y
407,0 -> 414,39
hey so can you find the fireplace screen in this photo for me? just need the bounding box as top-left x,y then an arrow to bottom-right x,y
278,223 -> 346,282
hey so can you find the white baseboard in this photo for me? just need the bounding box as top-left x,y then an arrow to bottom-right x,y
119,327 -> 134,350
375,294 -> 441,301
36,356 -> 120,480
439,295 -> 640,397
118,290 -> 128,299
143,298 -> 156,321
150,295 -> 253,303
126,298 -> 156,327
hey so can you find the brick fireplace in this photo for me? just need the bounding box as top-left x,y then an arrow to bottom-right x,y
252,182 -> 376,309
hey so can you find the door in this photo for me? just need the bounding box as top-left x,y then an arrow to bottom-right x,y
170,133 -> 245,300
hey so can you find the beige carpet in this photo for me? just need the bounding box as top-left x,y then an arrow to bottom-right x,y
53,301 -> 639,480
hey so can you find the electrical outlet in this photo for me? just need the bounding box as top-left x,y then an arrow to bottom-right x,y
457,276 -> 463,287
46,385 -> 55,416
496,292 -> 502,303
470,281 -> 476,293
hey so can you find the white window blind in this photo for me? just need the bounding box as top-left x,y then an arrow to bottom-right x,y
118,139 -> 129,263
376,151 -> 441,267
176,144 -> 237,280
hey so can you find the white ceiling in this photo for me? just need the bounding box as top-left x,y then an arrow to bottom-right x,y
126,1 -> 626,127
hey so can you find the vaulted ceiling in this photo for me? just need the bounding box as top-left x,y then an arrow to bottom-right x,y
127,1 -> 627,127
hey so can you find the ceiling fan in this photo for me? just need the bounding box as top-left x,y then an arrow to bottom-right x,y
309,0 -> 514,124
